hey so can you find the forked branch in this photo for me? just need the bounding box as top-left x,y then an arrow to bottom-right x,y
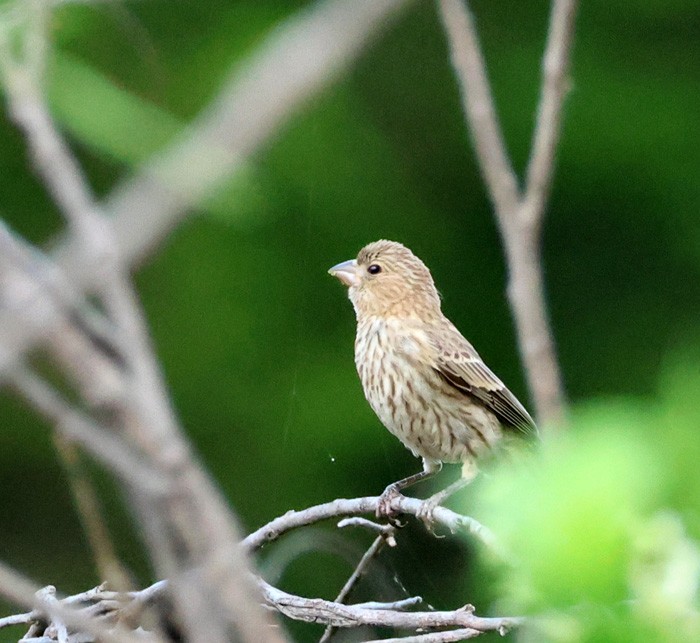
438,0 -> 578,428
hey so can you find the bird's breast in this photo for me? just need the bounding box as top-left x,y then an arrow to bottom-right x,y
354,317 -> 501,463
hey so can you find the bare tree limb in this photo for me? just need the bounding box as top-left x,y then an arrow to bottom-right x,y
436,0 -> 519,216
1,494 -> 519,640
437,0 -> 578,428
261,580 -> 522,633
365,629 -> 483,642
243,495 -> 506,560
523,0 -> 579,227
96,0 -> 414,268
1,5 -> 287,640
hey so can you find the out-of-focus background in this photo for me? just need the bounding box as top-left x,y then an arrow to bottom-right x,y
1,0 -> 699,640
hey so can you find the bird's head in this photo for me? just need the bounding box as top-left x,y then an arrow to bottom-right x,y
329,240 -> 441,319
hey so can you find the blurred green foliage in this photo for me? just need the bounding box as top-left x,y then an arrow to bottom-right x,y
0,0 -> 699,641
473,357 -> 700,641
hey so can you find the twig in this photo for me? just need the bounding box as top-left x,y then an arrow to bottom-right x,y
262,580 -> 522,633
0,610 -> 34,628
8,367 -> 167,496
523,0 -> 579,224
337,517 -> 398,544
319,532 -> 392,642
355,597 -> 423,610
0,564 -> 152,643
365,628 -> 482,641
52,435 -> 134,591
437,0 -> 578,428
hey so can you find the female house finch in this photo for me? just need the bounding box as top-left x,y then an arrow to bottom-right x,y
329,240 -> 536,520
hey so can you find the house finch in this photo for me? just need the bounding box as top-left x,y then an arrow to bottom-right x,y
329,240 -> 536,520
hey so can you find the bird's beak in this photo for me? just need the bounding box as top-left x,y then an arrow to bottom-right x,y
328,259 -> 360,288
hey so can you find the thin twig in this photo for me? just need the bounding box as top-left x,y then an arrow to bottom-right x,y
52,435 -> 133,591
319,532 -> 392,642
354,597 -> 423,610
0,564 -> 152,643
8,367 -> 167,495
0,610 -> 34,628
364,628 -> 482,642
337,517 -> 398,543
523,0 -> 579,225
262,580 -> 522,633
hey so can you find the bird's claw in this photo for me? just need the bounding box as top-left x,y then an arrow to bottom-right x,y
376,484 -> 405,526
416,497 -> 444,536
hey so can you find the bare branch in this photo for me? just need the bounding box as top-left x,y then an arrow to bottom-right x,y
0,0 -> 108,253
338,516 -> 398,544
1,492 -> 518,640
1,6 -> 287,638
52,435 -> 134,591
99,0 -> 413,267
436,0 -> 519,216
0,610 -> 34,629
262,580 -> 522,633
0,564 -> 153,643
243,495 -> 506,559
365,629 -> 482,641
356,597 -> 423,611
523,0 -> 579,227
437,0 -> 577,428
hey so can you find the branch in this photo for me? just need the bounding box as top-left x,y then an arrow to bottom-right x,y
261,580 -> 522,633
320,522 -> 396,642
1,6 -> 285,639
1,496 -> 520,641
96,0 -> 413,268
365,629 -> 483,641
0,564 -> 154,643
523,0 -> 579,226
437,0 -> 577,428
242,495 -> 506,560
436,0 -> 520,216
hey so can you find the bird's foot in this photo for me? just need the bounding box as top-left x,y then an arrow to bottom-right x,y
376,484 -> 405,526
416,495 -> 444,536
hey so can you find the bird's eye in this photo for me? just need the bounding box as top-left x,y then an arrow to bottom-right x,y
367,264 -> 382,275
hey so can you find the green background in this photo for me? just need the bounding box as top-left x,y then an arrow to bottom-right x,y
1,0 -> 699,640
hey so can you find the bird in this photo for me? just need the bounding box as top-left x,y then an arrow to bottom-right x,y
328,240 -> 536,522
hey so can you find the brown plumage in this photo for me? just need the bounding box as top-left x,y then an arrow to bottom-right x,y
329,240 -> 536,518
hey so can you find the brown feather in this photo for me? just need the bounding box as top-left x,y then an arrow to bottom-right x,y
426,322 -> 537,435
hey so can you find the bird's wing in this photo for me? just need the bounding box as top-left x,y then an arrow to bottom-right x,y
425,323 -> 537,436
